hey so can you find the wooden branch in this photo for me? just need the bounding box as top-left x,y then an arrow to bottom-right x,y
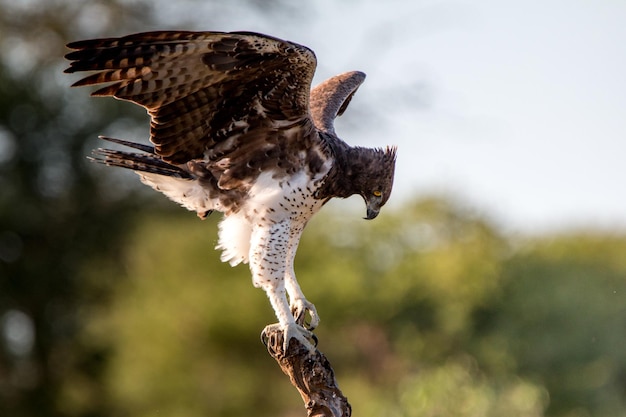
261,326 -> 352,417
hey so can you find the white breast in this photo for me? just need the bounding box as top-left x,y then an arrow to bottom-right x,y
216,171 -> 325,266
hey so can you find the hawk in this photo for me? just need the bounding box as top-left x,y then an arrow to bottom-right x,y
65,31 -> 397,349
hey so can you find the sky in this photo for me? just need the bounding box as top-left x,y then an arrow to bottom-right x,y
309,0 -> 626,234
95,0 -> 626,234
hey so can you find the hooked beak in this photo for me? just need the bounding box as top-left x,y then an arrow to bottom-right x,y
365,207 -> 379,220
364,198 -> 381,220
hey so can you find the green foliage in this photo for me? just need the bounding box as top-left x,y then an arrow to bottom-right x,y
391,357 -> 547,417
0,2 -> 158,416
73,198 -> 626,417
82,213 -> 302,417
476,235 -> 626,417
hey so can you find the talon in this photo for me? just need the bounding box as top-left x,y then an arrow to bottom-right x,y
262,322 -> 317,354
283,321 -> 316,352
290,298 -> 320,331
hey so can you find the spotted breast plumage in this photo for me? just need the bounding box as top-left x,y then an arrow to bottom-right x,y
65,31 -> 397,349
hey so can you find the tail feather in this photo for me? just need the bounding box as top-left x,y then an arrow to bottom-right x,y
89,136 -> 192,179
98,135 -> 155,153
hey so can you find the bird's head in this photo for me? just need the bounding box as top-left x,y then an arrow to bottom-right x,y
351,146 -> 397,220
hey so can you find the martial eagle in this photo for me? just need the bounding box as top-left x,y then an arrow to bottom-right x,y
65,31 -> 397,349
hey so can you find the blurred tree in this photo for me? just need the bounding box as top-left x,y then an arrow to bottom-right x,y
81,198 -> 548,417
0,2 -> 165,416
82,212 -> 302,417
83,196 -> 626,417
474,234 -> 626,417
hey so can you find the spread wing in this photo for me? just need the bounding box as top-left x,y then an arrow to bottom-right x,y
65,31 -> 319,187
310,71 -> 366,135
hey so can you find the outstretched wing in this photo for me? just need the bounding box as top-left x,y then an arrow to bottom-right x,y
309,71 -> 366,135
65,31 -> 319,185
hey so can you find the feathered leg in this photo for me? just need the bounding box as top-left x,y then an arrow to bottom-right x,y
249,220 -> 315,352
284,228 -> 319,330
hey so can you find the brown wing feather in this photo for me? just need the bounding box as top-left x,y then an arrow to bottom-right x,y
65,31 -> 318,167
310,71 -> 366,134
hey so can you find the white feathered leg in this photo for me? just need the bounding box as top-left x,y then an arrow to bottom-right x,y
249,220 -> 315,351
284,228 -> 320,330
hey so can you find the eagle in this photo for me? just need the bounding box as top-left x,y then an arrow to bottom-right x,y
65,31 -> 397,350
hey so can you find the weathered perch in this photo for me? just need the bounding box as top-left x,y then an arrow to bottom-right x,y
261,326 -> 352,417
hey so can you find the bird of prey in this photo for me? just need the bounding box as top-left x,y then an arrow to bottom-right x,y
65,31 -> 397,349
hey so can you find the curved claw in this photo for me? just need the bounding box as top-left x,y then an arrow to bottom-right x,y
290,298 -> 320,331
262,322 -> 317,354
260,327 -> 270,346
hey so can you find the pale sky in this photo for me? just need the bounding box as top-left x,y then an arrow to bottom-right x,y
151,1 -> 626,233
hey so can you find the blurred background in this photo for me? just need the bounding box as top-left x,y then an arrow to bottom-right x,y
1,1 -> 625,416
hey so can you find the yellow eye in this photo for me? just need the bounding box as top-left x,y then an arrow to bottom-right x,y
373,190 -> 382,197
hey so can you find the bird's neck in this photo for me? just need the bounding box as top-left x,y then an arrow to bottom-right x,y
315,139 -> 364,200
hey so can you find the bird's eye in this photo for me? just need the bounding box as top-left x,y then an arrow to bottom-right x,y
373,190 -> 382,197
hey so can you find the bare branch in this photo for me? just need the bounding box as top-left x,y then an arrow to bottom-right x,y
262,327 -> 352,417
